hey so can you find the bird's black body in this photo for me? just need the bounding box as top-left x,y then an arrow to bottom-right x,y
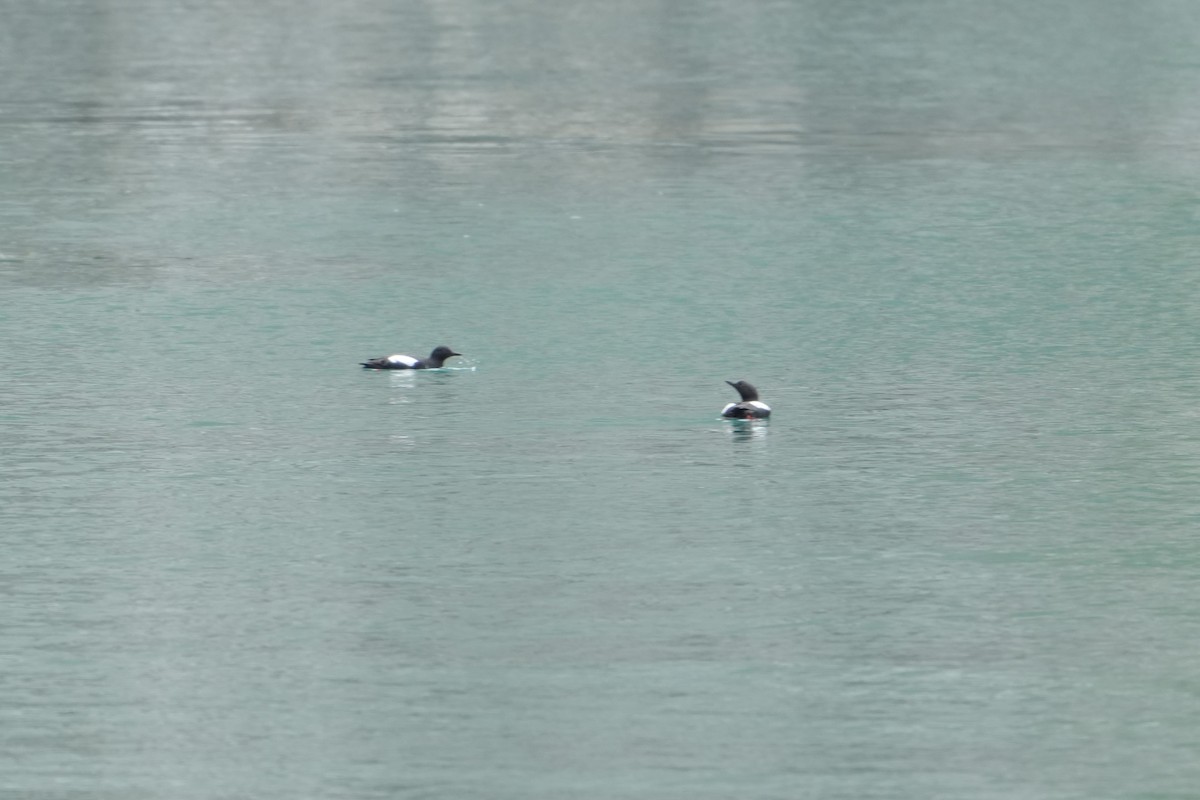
721,380 -> 771,419
361,345 -> 461,370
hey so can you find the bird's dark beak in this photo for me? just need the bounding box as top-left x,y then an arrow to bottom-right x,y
450,352 -> 462,357
726,380 -> 737,388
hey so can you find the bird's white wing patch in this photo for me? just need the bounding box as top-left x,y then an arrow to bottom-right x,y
721,403 -> 736,414
748,401 -> 771,411
386,354 -> 420,367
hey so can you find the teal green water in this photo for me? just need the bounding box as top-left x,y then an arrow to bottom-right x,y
5,2 -> 1200,798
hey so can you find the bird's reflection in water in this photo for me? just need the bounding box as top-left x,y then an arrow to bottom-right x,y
385,367 -> 474,411
387,370 -> 418,388
385,369 -> 417,403
727,420 -> 769,443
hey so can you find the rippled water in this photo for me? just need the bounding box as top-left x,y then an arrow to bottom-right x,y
4,1 -> 1200,798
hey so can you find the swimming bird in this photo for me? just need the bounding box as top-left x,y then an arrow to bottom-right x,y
360,345 -> 462,370
721,380 -> 771,419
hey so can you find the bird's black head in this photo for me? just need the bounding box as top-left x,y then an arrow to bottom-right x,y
427,345 -> 462,366
726,380 -> 759,402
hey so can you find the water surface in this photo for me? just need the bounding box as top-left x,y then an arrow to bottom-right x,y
3,2 -> 1200,798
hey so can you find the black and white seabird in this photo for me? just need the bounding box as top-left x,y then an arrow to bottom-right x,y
721,380 -> 771,419
360,345 -> 462,370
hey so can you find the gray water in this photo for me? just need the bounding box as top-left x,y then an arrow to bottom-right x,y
4,1 -> 1200,798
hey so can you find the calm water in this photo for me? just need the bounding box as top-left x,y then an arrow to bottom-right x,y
4,1 -> 1200,798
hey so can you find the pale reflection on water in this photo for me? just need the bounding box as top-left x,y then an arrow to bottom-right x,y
725,420 -> 769,444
